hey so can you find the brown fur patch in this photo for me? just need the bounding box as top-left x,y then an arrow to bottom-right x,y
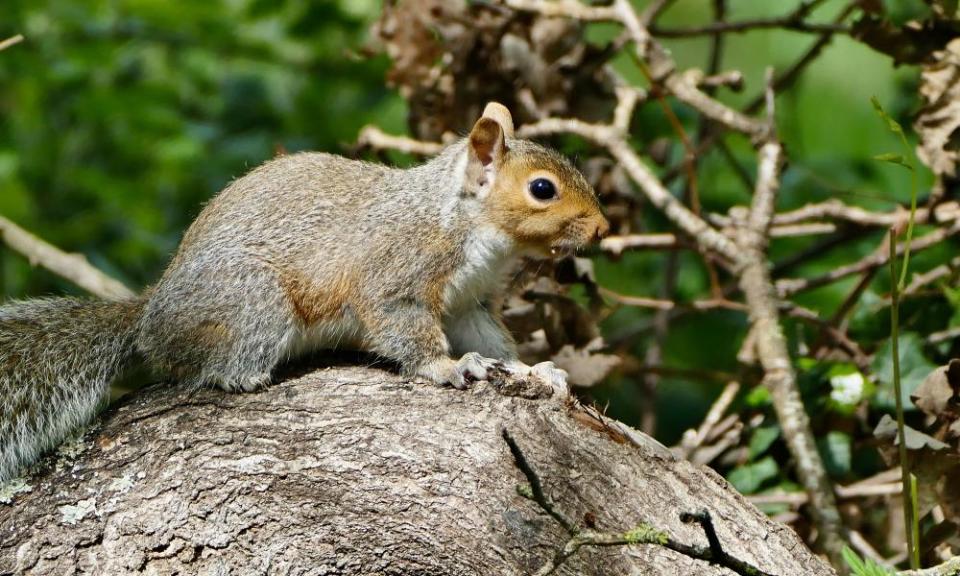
193,320 -> 232,347
280,270 -> 355,326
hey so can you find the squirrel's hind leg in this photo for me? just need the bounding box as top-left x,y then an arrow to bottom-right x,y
138,266 -> 297,393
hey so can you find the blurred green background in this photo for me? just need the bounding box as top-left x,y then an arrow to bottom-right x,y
0,0 -> 944,451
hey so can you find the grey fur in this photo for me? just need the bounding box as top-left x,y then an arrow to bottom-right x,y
0,297 -> 142,480
0,130 -> 605,481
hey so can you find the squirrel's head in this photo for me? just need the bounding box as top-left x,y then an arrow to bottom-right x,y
464,102 -> 609,258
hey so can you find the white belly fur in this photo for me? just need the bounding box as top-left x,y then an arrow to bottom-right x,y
443,225 -> 514,312
282,314 -> 366,360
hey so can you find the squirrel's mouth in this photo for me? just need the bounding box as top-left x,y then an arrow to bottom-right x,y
548,240 -> 581,258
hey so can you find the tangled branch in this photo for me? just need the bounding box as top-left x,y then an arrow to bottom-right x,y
502,428 -> 780,576
364,0 -> 960,569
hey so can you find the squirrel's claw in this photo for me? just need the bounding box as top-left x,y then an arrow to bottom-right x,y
417,353 -> 499,389
418,355 -> 568,396
502,360 -> 569,397
529,361 -> 569,397
456,352 -> 498,386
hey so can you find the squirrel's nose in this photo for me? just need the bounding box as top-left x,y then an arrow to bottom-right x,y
594,216 -> 610,240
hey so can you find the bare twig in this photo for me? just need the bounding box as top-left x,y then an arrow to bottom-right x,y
658,0 -> 857,186
776,221 -> 960,297
600,286 -> 747,314
770,222 -> 836,237
599,233 -> 680,254
734,70 -> 845,564
501,429 -> 576,535
653,0 -> 842,38
652,19 -> 848,37
836,482 -> 902,499
678,381 -> 740,458
849,531 -> 891,569
502,428 -> 779,576
783,303 -> 873,375
748,480 -> 903,508
899,557 -> 960,576
599,286 -> 674,310
0,35 -> 24,53
903,255 -> 960,297
356,125 -> 445,156
743,1 -> 859,115
639,0 -> 676,26
711,199 -> 958,229
0,215 -> 134,301
663,70 -> 766,138
928,326 -> 960,345
503,0 -> 617,21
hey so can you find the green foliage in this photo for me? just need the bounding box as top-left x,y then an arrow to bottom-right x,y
727,456 -> 779,494
623,524 -> 669,546
748,426 -> 780,459
871,332 -> 937,410
3,2 -> 959,561
870,96 -> 918,289
0,0 -> 401,296
842,546 -> 894,576
817,432 -> 852,477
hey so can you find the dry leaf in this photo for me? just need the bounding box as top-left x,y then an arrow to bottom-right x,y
873,414 -> 950,450
913,359 -> 960,418
551,338 -> 621,387
912,359 -> 960,444
915,38 -> 960,177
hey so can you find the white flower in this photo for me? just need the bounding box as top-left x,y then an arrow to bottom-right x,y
830,372 -> 865,405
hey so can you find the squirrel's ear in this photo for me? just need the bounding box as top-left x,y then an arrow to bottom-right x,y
468,117 -> 506,167
466,115 -> 507,196
481,102 -> 514,138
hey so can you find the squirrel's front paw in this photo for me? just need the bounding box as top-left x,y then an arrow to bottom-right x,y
417,353 -> 498,389
504,360 -> 569,397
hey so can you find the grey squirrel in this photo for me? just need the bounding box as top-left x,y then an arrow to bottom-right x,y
0,103 -> 609,481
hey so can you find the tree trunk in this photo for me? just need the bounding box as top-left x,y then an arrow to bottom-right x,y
0,364 -> 834,576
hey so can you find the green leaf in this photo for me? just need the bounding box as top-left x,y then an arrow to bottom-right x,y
748,426 -> 780,459
842,545 -> 895,576
744,386 -> 771,408
871,332 -> 937,410
818,432 -> 852,476
842,546 -> 867,574
872,152 -> 914,171
941,284 -> 960,328
727,457 -> 779,494
871,96 -> 904,135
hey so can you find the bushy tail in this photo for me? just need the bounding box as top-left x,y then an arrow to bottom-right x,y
0,297 -> 143,481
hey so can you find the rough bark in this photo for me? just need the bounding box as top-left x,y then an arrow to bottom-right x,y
0,364 -> 834,576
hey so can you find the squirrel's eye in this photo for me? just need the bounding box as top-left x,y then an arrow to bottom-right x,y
529,178 -> 558,201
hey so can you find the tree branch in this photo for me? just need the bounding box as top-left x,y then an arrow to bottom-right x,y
356,125 -> 445,156
502,428 -> 782,576
0,34 -> 24,52
0,215 -> 134,301
776,221 -> 960,297
652,19 -> 849,38
733,71 -> 846,565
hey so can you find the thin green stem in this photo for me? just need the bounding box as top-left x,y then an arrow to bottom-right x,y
896,129 -> 918,290
890,230 -> 918,570
910,473 -> 920,570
